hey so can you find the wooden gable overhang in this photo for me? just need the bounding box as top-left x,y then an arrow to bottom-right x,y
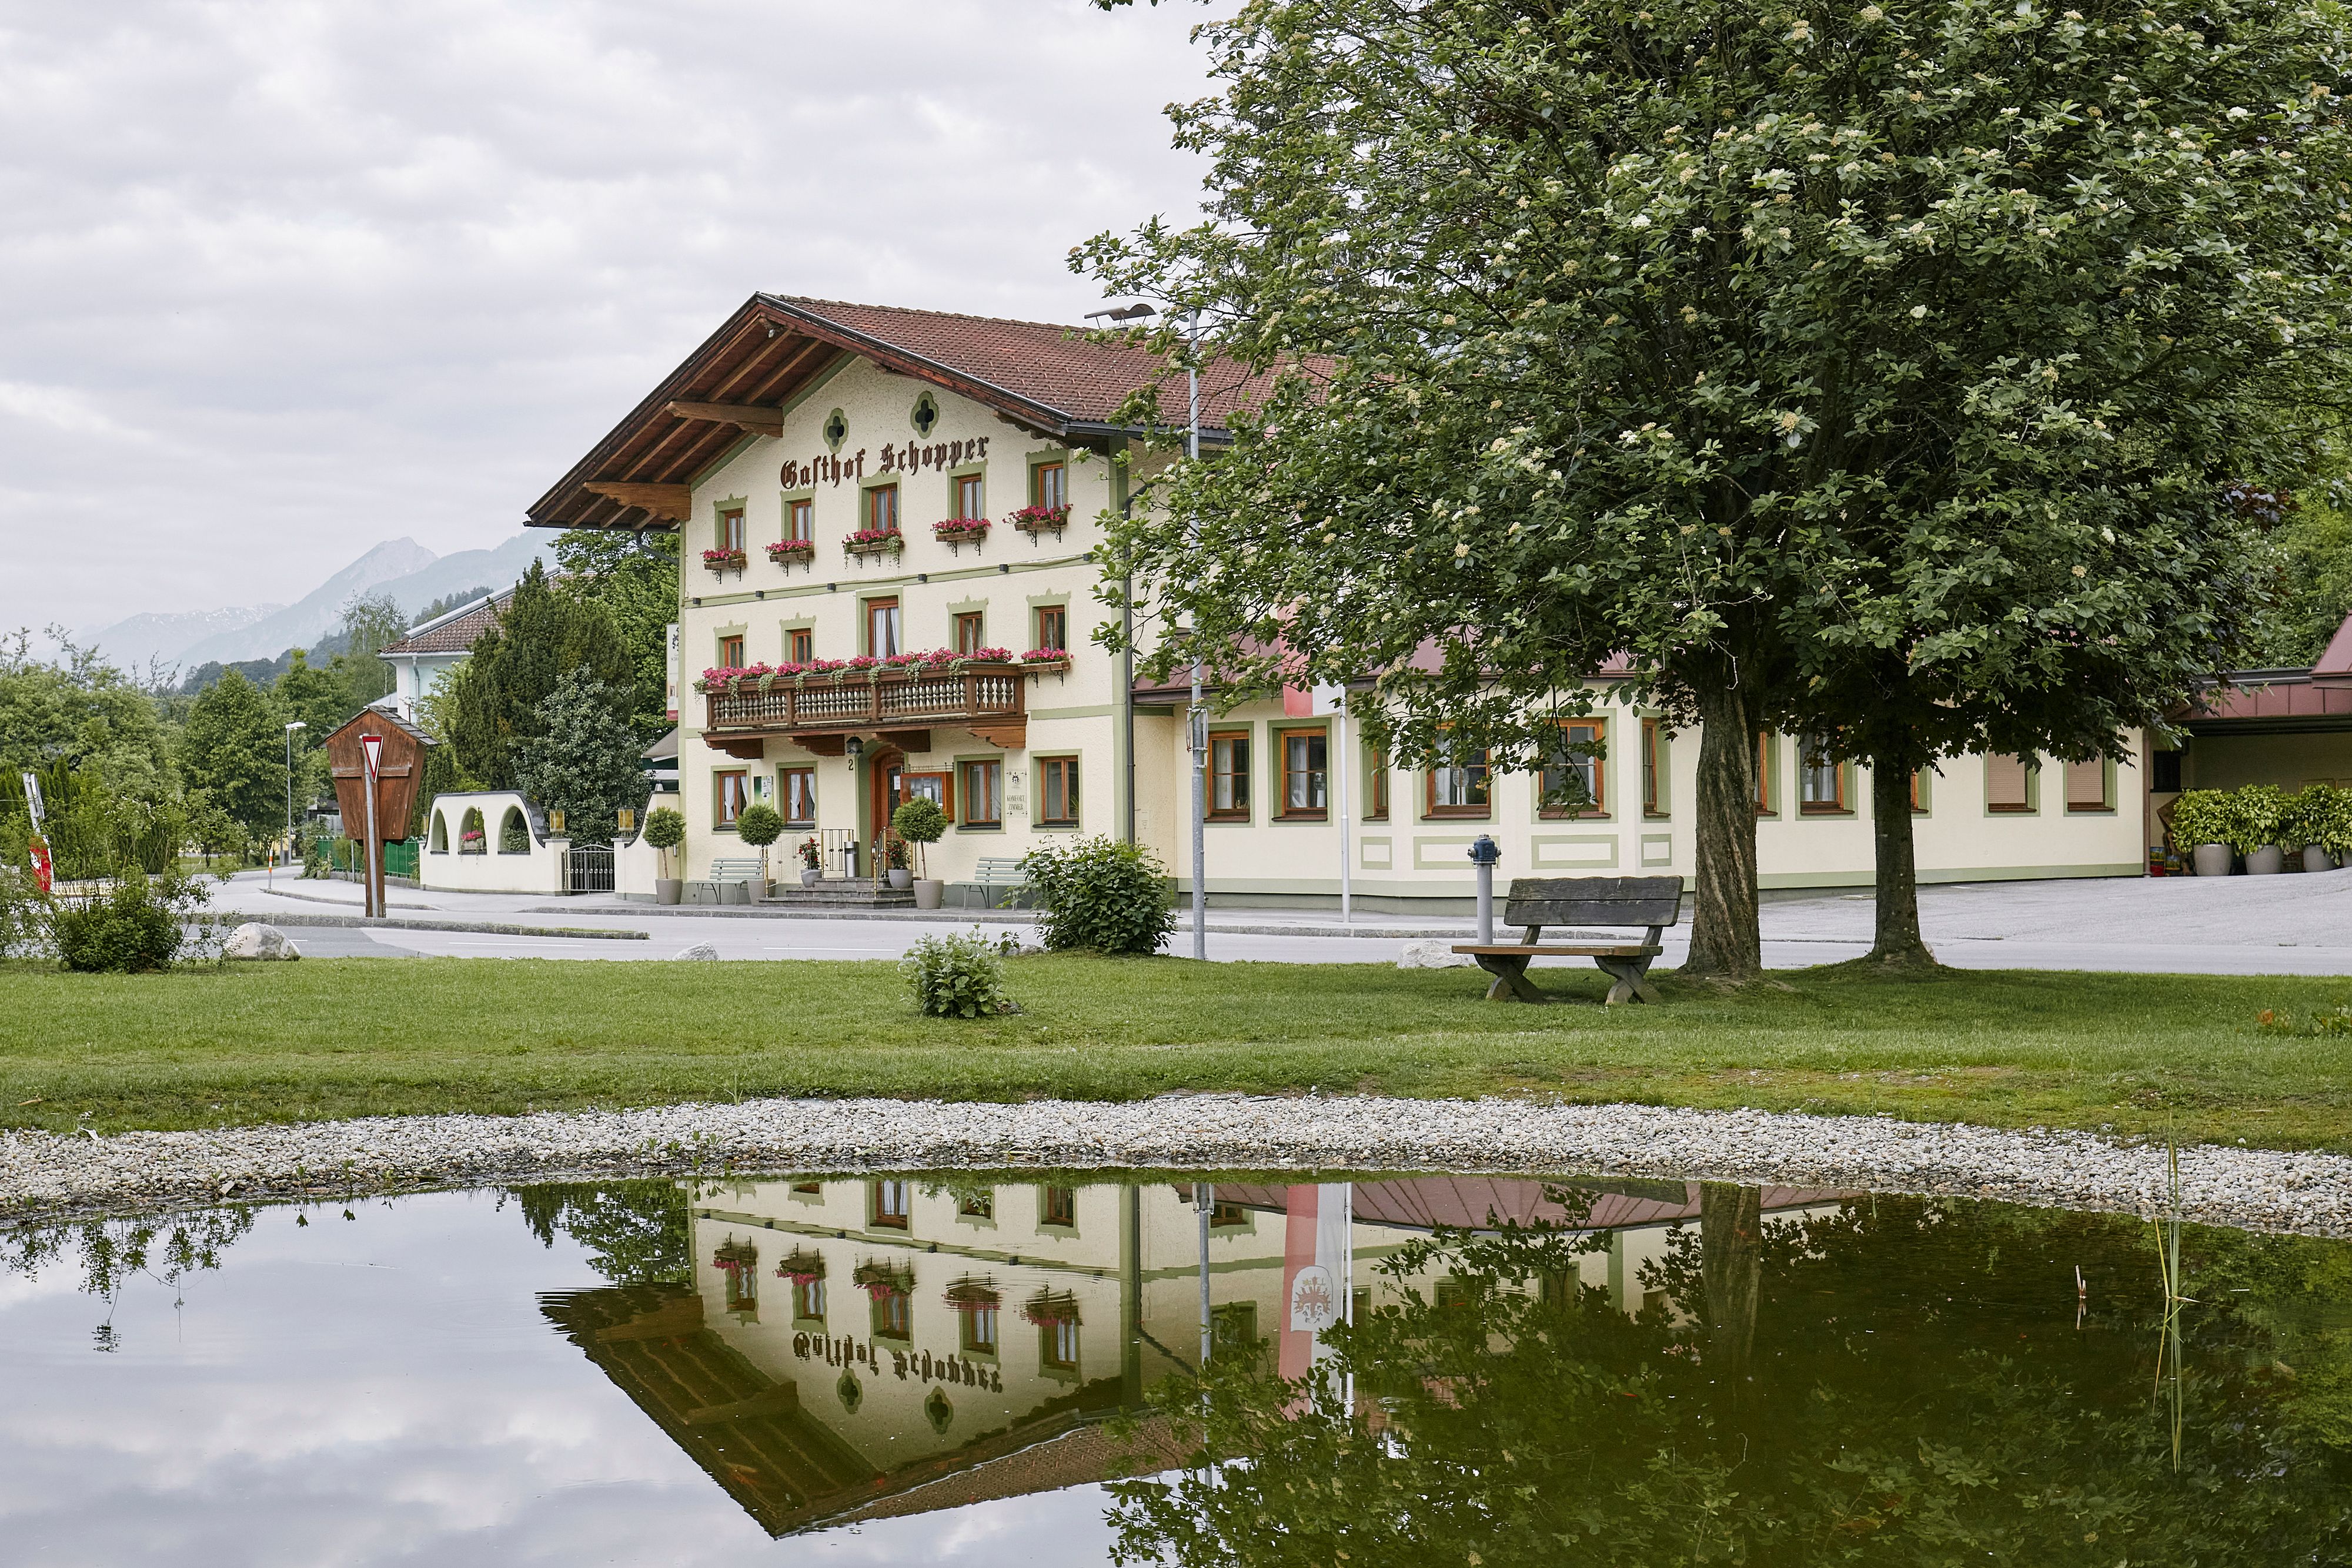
526,295 -> 1146,536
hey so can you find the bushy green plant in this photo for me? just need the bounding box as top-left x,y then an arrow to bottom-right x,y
2167,790 -> 2234,852
46,867 -> 222,973
0,866 -> 49,959
1020,835 -> 1175,955
499,814 -> 531,854
892,797 -> 948,877
2233,785 -> 2290,853
900,930 -> 1016,1018
2287,784 -> 2352,856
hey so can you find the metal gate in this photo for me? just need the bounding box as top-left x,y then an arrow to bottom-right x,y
566,845 -> 614,894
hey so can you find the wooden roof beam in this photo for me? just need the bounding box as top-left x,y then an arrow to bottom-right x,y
666,399 -> 784,437
583,481 -> 692,520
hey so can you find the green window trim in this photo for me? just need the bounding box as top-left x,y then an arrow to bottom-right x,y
1984,753 -> 2043,817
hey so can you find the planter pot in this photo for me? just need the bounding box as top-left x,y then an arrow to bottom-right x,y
888,868 -> 913,890
655,878 -> 683,906
2307,844 -> 2338,874
2191,843 -> 2234,878
2247,844 -> 2286,875
801,868 -> 820,887
911,877 -> 944,910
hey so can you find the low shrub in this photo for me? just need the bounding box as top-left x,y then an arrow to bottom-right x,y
900,930 -> 1017,1018
0,866 -> 49,959
2233,784 -> 2288,852
46,868 -> 223,973
2167,790 -> 2233,852
1019,835 -> 1175,955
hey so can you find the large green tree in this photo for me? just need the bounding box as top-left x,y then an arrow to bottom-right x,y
445,562 -> 633,790
512,670 -> 647,846
0,630 -> 177,811
554,529 -> 679,741
176,668 -> 286,839
1084,0 -> 2352,977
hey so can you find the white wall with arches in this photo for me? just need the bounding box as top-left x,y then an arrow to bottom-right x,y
419,790 -> 569,895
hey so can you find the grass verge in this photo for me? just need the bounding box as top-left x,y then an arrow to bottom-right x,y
2,956 -> 2348,1152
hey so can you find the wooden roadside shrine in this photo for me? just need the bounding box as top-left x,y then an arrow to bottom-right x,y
323,708 -> 435,918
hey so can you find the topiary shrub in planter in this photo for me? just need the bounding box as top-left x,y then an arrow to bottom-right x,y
1020,835 -> 1176,955
734,802 -> 783,891
892,796 -> 948,907
901,930 -> 1017,1017
642,806 -> 686,903
2234,784 -> 2288,872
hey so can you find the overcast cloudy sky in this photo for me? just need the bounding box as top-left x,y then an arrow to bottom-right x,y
0,0 -> 1221,647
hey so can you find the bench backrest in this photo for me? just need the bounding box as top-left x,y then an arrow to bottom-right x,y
709,857 -> 762,881
1503,875 -> 1685,930
974,858 -> 1025,881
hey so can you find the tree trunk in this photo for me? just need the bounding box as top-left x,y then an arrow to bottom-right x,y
1699,1182 -> 1762,1380
1867,756 -> 1937,968
1684,681 -> 1762,982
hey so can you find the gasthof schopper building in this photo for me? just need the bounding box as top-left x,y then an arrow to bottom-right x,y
523,293 -> 2155,911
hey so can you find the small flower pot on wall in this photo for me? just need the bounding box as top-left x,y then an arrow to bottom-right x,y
911,877 -> 944,910
2246,844 -> 2286,875
888,868 -> 913,891
2191,843 -> 2233,877
656,878 -> 683,905
2305,844 -> 2336,874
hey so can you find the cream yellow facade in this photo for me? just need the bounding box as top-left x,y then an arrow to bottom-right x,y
671,358 -> 1142,885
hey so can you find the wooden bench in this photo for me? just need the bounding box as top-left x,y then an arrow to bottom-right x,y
970,857 -> 1025,908
1452,875 -> 1684,1006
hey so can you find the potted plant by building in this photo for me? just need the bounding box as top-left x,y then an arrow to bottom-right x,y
893,796 -> 948,910
642,807 -> 686,904
734,801 -> 783,897
2166,790 -> 2234,877
884,834 -> 913,891
799,835 -> 822,887
2290,784 -> 2343,872
2238,784 -> 2288,874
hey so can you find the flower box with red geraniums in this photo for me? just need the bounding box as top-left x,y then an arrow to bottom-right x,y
766,539 -> 816,564
1018,647 -> 1070,666
932,517 -> 990,546
843,527 -> 904,556
702,547 -> 748,573
1009,504 -> 1070,534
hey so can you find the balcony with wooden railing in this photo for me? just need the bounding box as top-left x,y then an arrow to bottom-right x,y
703,662 -> 1027,753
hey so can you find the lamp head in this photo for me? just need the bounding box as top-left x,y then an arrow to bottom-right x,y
1084,302 -> 1157,322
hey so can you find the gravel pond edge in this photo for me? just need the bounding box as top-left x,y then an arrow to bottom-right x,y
4,1095 -> 2348,1238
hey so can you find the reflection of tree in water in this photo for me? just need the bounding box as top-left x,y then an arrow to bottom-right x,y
1108,1189 -> 2352,1566
513,1179 -> 693,1285
0,1207 -> 256,1352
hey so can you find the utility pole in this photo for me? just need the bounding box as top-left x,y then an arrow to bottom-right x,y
1188,309 -> 1207,961
281,720 -> 306,884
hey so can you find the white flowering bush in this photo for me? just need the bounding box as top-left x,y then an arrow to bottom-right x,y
1081,0 -> 2352,975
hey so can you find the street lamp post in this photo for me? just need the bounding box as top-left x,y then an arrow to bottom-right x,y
1186,309 -> 1207,961
280,720 -> 306,885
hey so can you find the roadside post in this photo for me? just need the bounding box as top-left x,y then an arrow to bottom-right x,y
21,772 -> 50,894
1469,834 -> 1500,944
360,732 -> 383,918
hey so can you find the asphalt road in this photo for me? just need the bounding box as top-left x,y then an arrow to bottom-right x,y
196,868 -> 2352,974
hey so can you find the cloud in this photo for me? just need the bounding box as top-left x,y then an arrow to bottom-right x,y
0,0 -> 1220,641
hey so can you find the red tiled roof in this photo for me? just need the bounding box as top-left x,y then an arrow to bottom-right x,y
379,591 -> 508,657
767,296 -> 1306,430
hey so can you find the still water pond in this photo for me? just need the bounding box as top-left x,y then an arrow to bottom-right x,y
4,1172 -> 2350,1565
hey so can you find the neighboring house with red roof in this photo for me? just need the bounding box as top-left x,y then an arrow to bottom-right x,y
377,589 -> 511,723
528,292 -> 2172,908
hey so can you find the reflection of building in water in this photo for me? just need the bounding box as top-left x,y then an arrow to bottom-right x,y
540,1175 -> 1844,1537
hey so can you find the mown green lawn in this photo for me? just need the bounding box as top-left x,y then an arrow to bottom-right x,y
2,955 -> 2348,1151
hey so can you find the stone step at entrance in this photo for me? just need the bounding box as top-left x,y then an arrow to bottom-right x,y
762,877 -> 915,910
